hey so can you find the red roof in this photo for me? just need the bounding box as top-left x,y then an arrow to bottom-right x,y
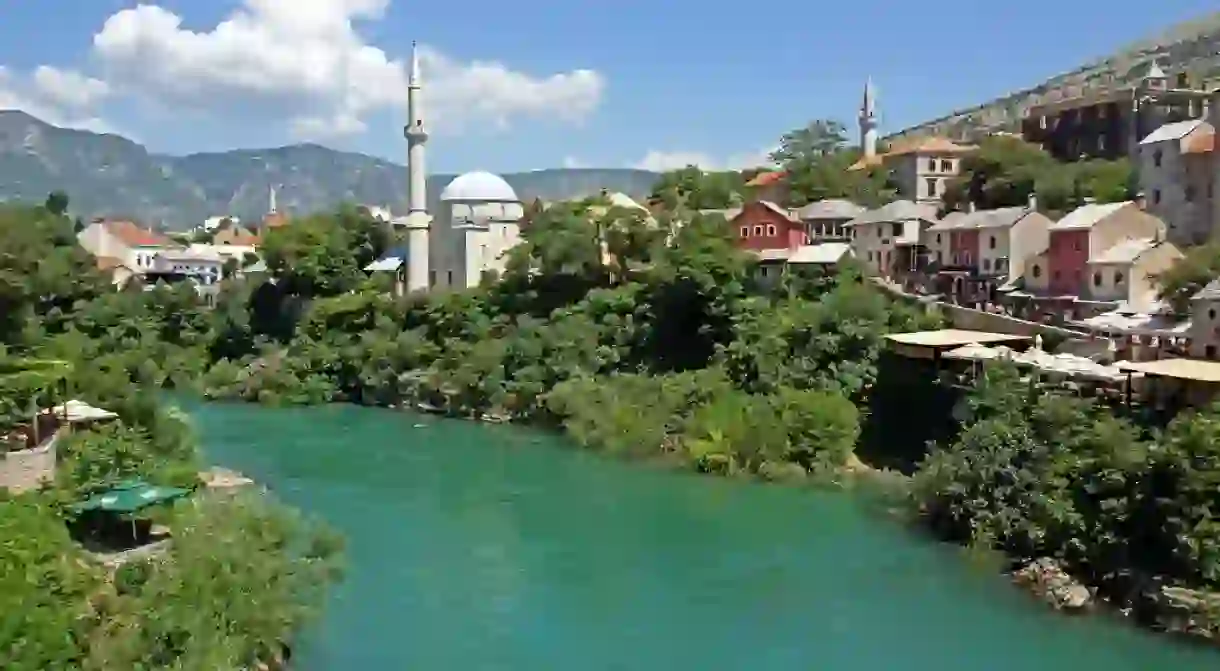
103,220 -> 172,247
746,171 -> 787,187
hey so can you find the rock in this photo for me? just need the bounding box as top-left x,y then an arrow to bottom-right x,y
1013,557 -> 1092,612
1154,586 -> 1220,641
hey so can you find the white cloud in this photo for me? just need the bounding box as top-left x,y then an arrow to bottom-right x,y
0,66 -> 117,134
31,66 -> 109,109
90,0 -> 605,139
632,147 -> 777,172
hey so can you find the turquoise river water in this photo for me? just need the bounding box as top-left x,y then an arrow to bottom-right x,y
192,401 -> 1219,670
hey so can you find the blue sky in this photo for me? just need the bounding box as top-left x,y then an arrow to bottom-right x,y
0,0 -> 1217,174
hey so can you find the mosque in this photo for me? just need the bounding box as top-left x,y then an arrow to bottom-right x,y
379,42 -> 525,292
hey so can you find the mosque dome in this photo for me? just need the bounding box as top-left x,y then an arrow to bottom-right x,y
439,171 -> 519,202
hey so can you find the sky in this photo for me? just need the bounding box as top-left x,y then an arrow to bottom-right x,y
0,0 -> 1217,174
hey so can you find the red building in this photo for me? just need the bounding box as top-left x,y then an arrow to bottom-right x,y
732,201 -> 806,251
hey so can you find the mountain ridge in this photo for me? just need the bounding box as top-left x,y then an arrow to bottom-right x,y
0,110 -> 659,229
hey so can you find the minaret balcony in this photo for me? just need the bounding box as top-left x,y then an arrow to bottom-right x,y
404,124 -> 429,141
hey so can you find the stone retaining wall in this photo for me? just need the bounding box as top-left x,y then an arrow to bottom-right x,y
0,430 -> 61,493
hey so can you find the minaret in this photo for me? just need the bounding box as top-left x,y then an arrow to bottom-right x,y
268,184 -> 278,214
859,77 -> 878,159
403,41 -> 432,292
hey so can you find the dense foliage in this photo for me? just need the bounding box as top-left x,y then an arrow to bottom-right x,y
941,135 -> 1136,216
200,192 -> 939,481
915,364 -> 1220,628
0,199 -> 343,669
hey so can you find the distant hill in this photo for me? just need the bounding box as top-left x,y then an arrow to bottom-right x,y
0,110 -> 659,228
889,11 -> 1220,142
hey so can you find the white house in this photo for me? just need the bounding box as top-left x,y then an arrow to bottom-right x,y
77,219 -> 175,279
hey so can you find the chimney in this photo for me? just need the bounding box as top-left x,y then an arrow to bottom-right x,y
1027,192 -> 1038,210
1135,191 -> 1147,210
967,201 -> 977,213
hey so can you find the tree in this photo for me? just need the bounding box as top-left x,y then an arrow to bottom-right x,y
941,135 -> 1135,215
1155,242 -> 1220,315
769,120 -> 850,164
44,191 -> 70,217
648,167 -> 745,210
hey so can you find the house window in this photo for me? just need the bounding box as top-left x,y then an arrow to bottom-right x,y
1154,149 -> 1163,167
1153,189 -> 1161,204
1208,345 -> 1218,359
996,258 -> 1007,271
1186,186 -> 1196,202
983,259 -> 991,271
1032,264 -> 1042,278
740,226 -> 749,237
1210,308 -> 1217,321
926,178 -> 938,197
891,223 -> 902,237
1097,135 -> 1106,152
1114,271 -> 1124,284
867,251 -> 874,262
767,224 -> 777,236
1053,270 -> 1061,282
927,158 -> 937,171
1093,272 -> 1102,287
936,233 -> 942,244
941,159 -> 952,172
1073,238 -> 1083,252
989,235 -> 996,249
429,270 -> 436,286
447,270 -> 453,285
936,251 -> 942,264
754,226 -> 763,236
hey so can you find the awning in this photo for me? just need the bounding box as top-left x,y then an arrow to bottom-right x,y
70,479 -> 191,514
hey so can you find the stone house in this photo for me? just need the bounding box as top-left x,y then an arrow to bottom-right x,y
924,197 -> 1053,303
849,136 -> 974,205
1137,118 -> 1215,245
796,199 -> 865,242
1189,280 -> 1220,359
1019,201 -> 1174,318
845,200 -> 939,278
77,219 -> 175,281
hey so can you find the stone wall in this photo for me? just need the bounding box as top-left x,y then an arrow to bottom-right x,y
887,13 -> 1220,142
0,430 -> 60,493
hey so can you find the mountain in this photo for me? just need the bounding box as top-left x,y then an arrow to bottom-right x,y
889,12 -> 1220,141
0,110 -> 660,228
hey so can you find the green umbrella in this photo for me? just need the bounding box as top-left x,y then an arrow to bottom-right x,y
70,480 -> 190,514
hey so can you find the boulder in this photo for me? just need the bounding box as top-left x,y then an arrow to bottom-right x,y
1013,557 -> 1092,611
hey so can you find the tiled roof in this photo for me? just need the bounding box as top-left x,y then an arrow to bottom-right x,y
1138,119 -> 1205,145
796,199 -> 865,221
885,136 -> 975,157
262,212 -> 288,229
1193,279 -> 1220,301
849,136 -> 977,171
1183,130 -> 1215,155
103,220 -> 172,247
745,171 -> 786,187
1089,237 -> 1159,264
753,242 -> 853,264
929,206 -> 1031,231
846,200 -> 938,226
1049,201 -> 1132,230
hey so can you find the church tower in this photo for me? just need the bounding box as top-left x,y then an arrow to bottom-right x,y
859,77 -> 878,159
403,41 -> 432,292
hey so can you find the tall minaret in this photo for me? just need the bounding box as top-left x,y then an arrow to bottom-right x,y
859,77 -> 878,159
403,41 -> 432,292
268,184 -> 278,214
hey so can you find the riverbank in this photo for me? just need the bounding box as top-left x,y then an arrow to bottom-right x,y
193,399 -> 1220,670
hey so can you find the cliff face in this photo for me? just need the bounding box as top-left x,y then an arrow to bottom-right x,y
888,12 -> 1220,142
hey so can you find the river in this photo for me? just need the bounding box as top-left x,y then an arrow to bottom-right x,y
192,401 -> 1218,670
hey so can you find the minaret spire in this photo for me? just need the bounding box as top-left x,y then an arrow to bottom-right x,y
403,40 -> 432,292
860,77 -> 878,159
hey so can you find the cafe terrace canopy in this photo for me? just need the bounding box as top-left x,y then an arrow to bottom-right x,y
70,479 -> 190,515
